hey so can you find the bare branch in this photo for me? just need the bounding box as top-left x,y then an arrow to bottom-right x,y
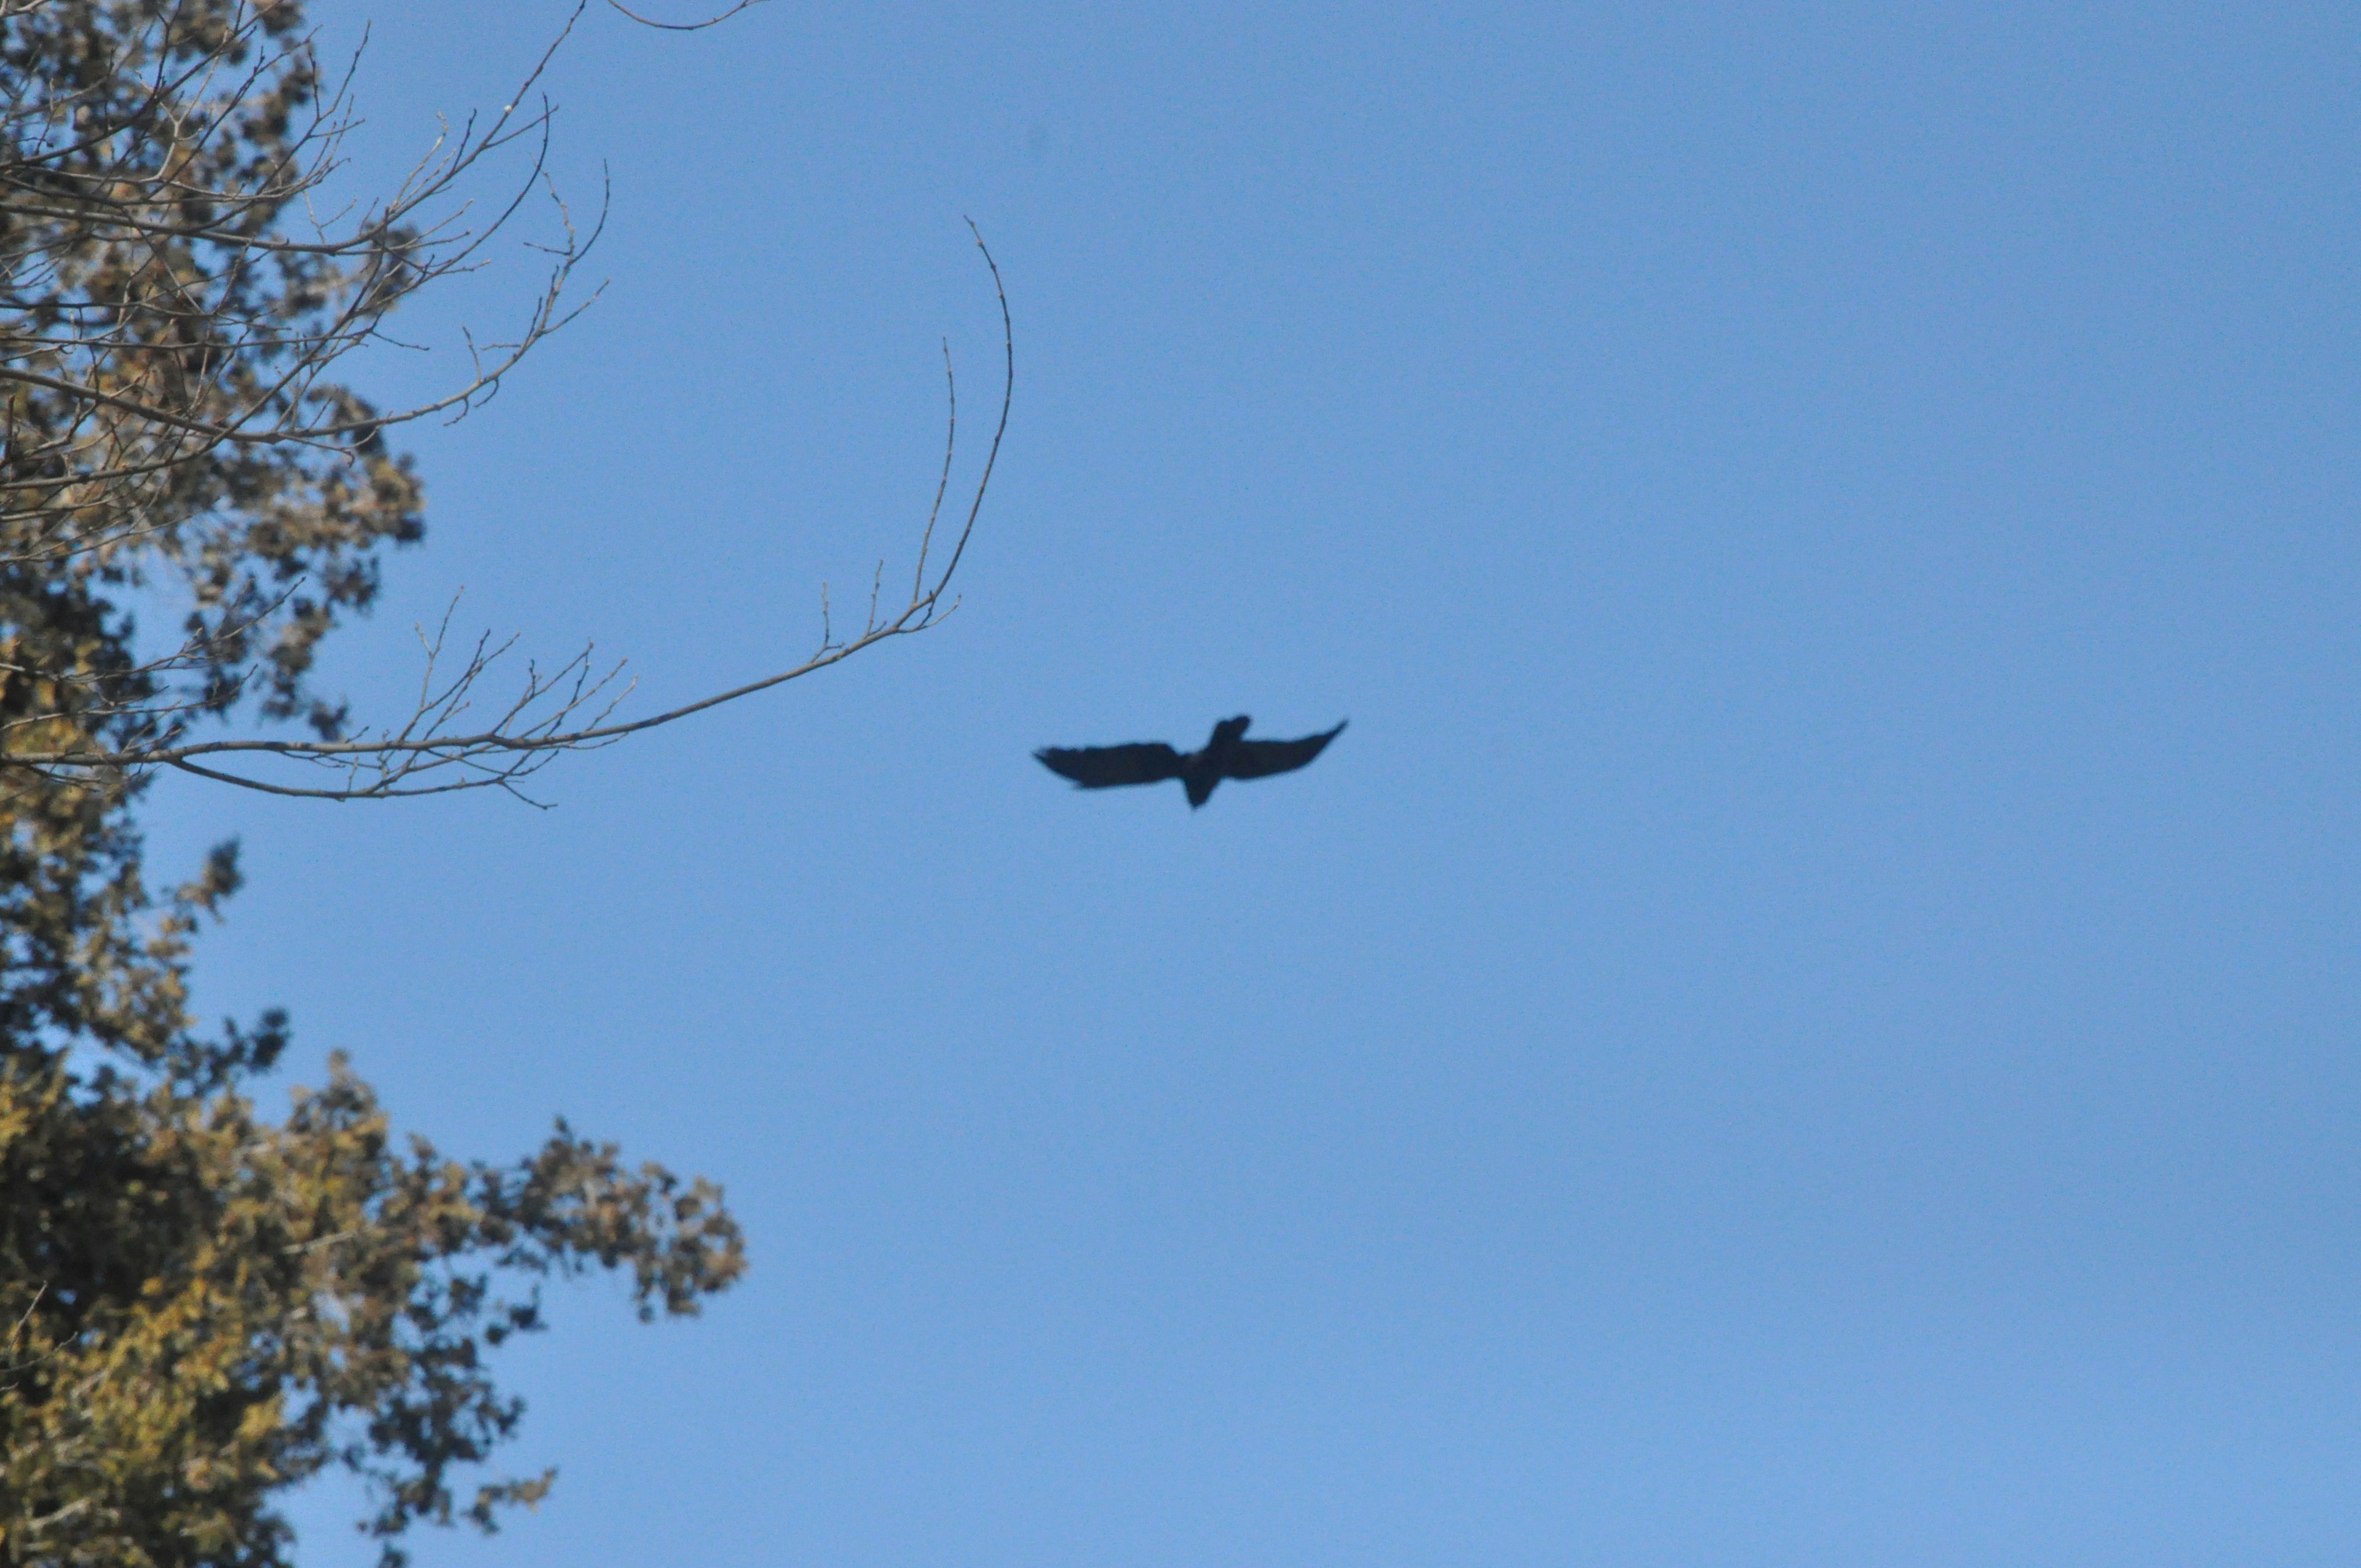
605,0 -> 769,31
0,0 -> 1001,805
2,231 -> 1014,801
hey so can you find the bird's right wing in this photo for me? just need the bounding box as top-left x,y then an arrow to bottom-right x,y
1224,721 -> 1347,780
1035,742 -> 1184,788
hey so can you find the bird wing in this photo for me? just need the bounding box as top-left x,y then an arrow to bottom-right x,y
1035,742 -> 1184,788
1221,720 -> 1347,780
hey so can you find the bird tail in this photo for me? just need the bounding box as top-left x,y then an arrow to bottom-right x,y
1185,775 -> 1218,809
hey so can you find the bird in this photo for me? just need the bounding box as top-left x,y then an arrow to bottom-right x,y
1035,715 -> 1347,809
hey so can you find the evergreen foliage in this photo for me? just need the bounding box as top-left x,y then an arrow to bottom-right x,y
0,5 -> 746,1561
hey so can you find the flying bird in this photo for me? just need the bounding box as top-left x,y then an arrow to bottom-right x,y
1035,715 -> 1347,809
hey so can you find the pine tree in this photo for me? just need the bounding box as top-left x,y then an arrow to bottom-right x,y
0,3 -> 1003,1561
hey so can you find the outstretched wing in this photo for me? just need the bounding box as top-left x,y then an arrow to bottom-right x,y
1222,720 -> 1347,781
1035,742 -> 1184,788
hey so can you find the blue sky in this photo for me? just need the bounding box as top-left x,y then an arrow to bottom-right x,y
143,2 -> 2361,1562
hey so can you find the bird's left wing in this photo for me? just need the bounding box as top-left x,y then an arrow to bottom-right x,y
1222,721 -> 1348,780
1035,742 -> 1184,788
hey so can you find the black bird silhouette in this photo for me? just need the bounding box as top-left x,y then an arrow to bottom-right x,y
1035,715 -> 1347,809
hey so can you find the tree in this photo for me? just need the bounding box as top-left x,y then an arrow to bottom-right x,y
0,1 -> 1008,1562
0,0 -> 1008,802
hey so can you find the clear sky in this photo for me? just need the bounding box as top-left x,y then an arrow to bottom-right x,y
145,2 -> 2359,1563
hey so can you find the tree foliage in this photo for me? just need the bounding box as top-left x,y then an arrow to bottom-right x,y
2,968 -> 744,1564
0,0 -> 438,765
0,0 -> 1005,801
0,0 -> 992,1560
